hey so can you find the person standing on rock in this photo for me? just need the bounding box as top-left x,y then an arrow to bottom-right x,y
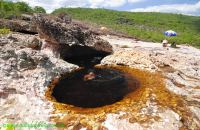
162,39 -> 168,47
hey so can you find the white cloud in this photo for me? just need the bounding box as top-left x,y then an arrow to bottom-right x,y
130,1 -> 200,16
9,0 -> 200,15
128,0 -> 145,3
11,0 -> 145,13
89,0 -> 126,8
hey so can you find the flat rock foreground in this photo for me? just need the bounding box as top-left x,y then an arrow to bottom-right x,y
0,14 -> 200,130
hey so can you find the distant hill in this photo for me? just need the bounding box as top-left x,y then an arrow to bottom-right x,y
53,8 -> 200,48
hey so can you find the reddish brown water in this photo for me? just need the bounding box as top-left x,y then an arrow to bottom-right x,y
52,68 -> 134,108
46,65 -> 192,130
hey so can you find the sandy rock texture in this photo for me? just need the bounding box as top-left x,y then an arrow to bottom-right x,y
101,35 -> 200,99
100,35 -> 200,130
1,32 -> 200,130
1,13 -> 200,130
0,13 -> 113,129
0,33 -> 78,127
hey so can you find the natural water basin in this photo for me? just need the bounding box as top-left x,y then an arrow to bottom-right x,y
45,65 -> 190,130
52,68 -> 133,108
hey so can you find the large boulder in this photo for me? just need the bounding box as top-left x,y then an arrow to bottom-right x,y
33,14 -> 113,58
7,33 -> 42,50
0,18 -> 37,34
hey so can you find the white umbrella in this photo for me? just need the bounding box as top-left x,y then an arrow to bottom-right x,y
164,30 -> 177,36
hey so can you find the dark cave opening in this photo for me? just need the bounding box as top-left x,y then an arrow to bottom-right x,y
60,45 -> 110,68
16,30 -> 38,35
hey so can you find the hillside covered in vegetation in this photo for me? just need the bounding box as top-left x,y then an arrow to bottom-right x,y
53,8 -> 200,48
0,0 -> 46,18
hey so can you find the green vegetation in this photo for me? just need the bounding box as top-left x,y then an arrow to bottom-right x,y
33,6 -> 46,13
0,28 -> 10,34
53,8 -> 200,48
0,0 -> 46,18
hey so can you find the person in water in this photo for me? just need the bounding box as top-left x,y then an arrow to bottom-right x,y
84,72 -> 96,81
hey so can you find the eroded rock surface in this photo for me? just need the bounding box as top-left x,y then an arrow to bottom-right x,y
0,33 -> 78,126
100,35 -> 200,130
101,35 -> 200,99
0,16 -> 37,34
33,14 -> 113,58
1,14 -> 200,130
0,14 -> 112,128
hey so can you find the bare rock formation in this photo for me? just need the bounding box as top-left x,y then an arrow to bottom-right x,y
33,14 -> 113,58
0,13 -> 113,127
0,33 -> 78,124
100,35 -> 200,130
6,33 -> 42,50
2,14 -> 200,130
0,15 -> 37,34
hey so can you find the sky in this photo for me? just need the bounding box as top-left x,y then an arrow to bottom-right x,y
10,0 -> 200,16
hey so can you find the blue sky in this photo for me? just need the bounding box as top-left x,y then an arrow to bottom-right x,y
10,0 -> 200,16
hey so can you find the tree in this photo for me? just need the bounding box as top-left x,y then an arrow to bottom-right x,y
15,2 -> 33,13
33,6 -> 46,13
0,0 -> 34,18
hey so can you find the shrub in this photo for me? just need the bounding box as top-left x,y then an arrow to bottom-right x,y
0,28 -> 11,34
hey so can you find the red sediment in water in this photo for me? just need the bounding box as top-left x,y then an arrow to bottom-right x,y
51,68 -> 129,108
45,65 -> 193,129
